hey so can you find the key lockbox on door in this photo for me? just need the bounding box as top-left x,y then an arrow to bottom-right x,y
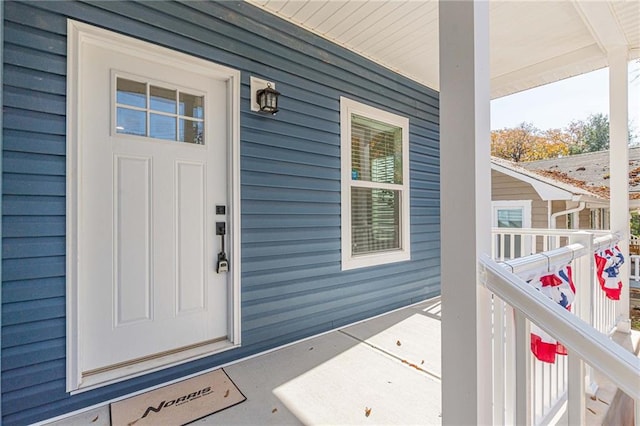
215,209 -> 229,273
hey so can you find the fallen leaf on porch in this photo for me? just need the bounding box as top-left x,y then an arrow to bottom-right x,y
92,415 -> 99,423
309,347 -> 314,351
421,360 -> 424,365
590,395 -> 597,401
272,408 -> 278,414
224,389 -> 230,398
365,407 -> 372,417
396,340 -> 402,346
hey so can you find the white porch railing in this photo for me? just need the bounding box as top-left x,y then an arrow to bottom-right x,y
631,255 -> 640,282
489,229 -> 633,425
481,243 -> 639,425
491,228 -> 611,260
492,228 -> 618,334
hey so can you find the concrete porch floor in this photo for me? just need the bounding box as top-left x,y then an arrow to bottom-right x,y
197,298 -> 443,425
46,298 -> 444,426
42,294 -> 640,426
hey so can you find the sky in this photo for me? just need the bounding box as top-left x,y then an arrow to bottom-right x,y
490,60 -> 640,138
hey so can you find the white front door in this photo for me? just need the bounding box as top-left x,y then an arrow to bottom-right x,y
74,30 -> 234,383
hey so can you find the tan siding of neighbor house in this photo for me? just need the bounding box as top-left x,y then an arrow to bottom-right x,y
551,200 -> 568,229
491,170 -> 549,228
549,201 -> 593,230
579,207 -> 591,229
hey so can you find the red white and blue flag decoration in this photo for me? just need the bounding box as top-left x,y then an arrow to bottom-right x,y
528,266 -> 575,363
594,245 -> 625,300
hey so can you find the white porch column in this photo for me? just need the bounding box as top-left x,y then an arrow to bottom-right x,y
439,1 -> 492,425
609,48 -> 630,332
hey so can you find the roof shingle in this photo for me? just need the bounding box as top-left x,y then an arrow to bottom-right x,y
518,146 -> 640,200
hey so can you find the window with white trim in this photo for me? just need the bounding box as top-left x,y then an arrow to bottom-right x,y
491,200 -> 532,259
340,97 -> 410,270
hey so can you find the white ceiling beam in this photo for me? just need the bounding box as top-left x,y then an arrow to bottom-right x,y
573,1 -> 628,53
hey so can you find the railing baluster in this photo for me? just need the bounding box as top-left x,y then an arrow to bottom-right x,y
493,296 -> 506,424
567,350 -> 585,424
550,360 -> 556,415
505,304 -> 516,425
631,255 -> 640,280
632,255 -> 640,280
491,233 -> 496,260
515,311 -> 531,425
534,357 -> 542,424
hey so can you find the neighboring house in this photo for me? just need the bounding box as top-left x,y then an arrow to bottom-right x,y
1,2 -> 440,424
520,146 -> 640,201
491,148 -> 640,232
521,146 -> 640,211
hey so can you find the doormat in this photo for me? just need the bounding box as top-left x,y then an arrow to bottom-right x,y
110,369 -> 246,426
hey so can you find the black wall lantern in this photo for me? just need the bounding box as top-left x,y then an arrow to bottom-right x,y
256,83 -> 280,115
251,77 -> 280,116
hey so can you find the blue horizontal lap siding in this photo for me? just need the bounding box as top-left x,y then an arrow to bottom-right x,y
2,1 -> 440,424
2,338 -> 65,371
4,130 -> 67,156
3,277 -> 65,304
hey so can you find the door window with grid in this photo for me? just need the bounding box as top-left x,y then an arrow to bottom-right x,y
115,76 -> 205,144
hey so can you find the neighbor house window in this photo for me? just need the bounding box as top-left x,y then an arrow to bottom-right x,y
491,200 -> 532,259
340,97 -> 410,270
115,76 -> 205,144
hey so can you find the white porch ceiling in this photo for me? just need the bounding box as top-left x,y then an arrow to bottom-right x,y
247,0 -> 640,99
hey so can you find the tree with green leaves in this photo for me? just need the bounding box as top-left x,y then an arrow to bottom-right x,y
631,212 -> 640,237
567,113 -> 638,154
567,113 -> 609,153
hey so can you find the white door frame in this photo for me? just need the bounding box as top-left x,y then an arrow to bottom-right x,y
66,20 -> 241,393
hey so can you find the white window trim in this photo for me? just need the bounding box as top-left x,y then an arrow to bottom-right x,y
492,200 -> 533,257
66,20 -> 242,392
340,97 -> 411,270
491,200 -> 532,228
